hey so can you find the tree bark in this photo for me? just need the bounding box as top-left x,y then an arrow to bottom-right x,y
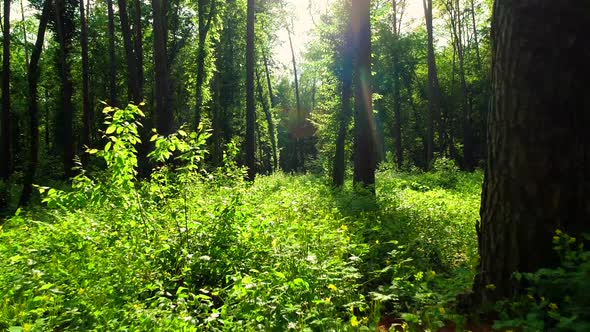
119,0 -> 141,103
54,0 -> 76,178
256,68 -> 277,172
153,0 -> 172,134
332,27 -> 353,187
474,0 -> 590,307
245,0 -> 256,180
107,0 -> 117,105
194,0 -> 216,129
1,0 -> 11,180
262,49 -> 275,107
392,0 -> 402,169
287,22 -> 303,171
422,0 -> 442,170
132,0 -> 143,96
20,1 -> 50,206
80,0 -> 91,155
352,0 -> 376,187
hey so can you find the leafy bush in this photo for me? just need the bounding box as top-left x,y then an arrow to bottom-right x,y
494,231 -> 590,332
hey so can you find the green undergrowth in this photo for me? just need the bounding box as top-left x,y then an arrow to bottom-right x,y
0,105 -> 483,331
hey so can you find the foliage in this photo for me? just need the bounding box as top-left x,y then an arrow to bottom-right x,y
0,106 -> 484,331
494,231 -> 590,332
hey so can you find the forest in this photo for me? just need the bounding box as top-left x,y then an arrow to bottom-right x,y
0,0 -> 589,330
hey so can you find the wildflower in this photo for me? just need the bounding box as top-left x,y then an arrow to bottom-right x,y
328,284 -> 338,292
350,315 -> 359,327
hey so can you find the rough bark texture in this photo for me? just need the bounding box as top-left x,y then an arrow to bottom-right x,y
1,0 -> 11,180
352,0 -> 376,187
474,0 -> 590,307
245,0 -> 256,180
20,1 -> 50,205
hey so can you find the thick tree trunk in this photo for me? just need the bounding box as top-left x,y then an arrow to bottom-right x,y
153,0 -> 172,134
352,0 -> 376,187
54,0 -> 76,179
245,0 -> 256,180
474,0 -> 590,307
80,0 -> 91,155
107,0 -> 117,105
1,0 -> 11,180
20,1 -> 50,206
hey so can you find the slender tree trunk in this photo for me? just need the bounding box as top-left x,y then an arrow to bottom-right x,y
20,1 -> 50,206
474,0 -> 590,307
392,0 -> 402,169
332,28 -> 353,187
352,0 -> 376,187
245,0 -> 256,180
194,0 -> 216,129
469,0 -> 481,68
54,0 -> 76,178
153,0 -> 172,134
20,0 -> 29,67
132,0 -> 143,96
119,0 -> 141,103
287,24 -> 303,171
262,49 -> 275,107
107,0 -> 117,105
80,0 -> 91,155
1,0 -> 11,180
422,0 -> 442,169
256,68 -> 277,172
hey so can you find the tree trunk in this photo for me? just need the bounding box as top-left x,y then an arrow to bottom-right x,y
262,49 -> 275,107
287,23 -> 303,171
245,0 -> 256,180
469,0 -> 481,69
352,0 -> 376,187
332,28 -> 353,187
20,1 -> 50,206
256,68 -> 277,172
107,0 -> 117,105
119,0 -> 141,103
422,0 -> 442,169
80,0 -> 91,156
1,0 -> 11,180
194,0 -> 216,129
132,0 -> 143,96
392,0 -> 402,169
474,0 -> 590,307
153,0 -> 172,134
54,0 -> 76,179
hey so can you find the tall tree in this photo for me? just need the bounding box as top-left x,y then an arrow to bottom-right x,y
256,68 -> 277,172
80,0 -> 91,154
245,0 -> 256,179
332,26 -> 353,187
391,0 -> 404,169
132,0 -> 143,95
287,18 -> 303,171
118,0 -> 141,103
152,0 -> 172,134
194,0 -> 216,129
54,0 -> 76,178
107,0 -> 117,105
474,0 -> 590,307
352,0 -> 377,187
20,0 -> 51,205
1,0 -> 11,181
422,0 -> 442,169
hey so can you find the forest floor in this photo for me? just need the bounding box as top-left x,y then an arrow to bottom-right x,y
0,168 -> 483,331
